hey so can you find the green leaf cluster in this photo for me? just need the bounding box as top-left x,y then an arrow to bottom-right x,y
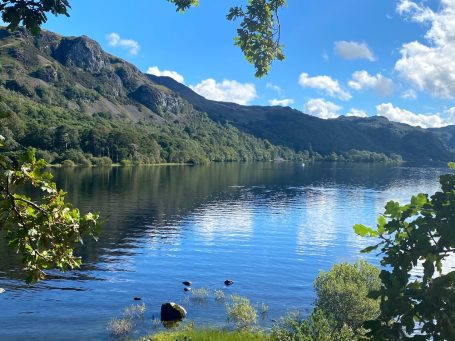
227,0 -> 287,77
0,140 -> 99,283
0,0 -> 70,34
354,164 -> 455,339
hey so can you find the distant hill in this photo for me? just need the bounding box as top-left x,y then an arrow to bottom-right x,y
0,27 -> 453,163
148,74 -> 454,161
429,125 -> 455,150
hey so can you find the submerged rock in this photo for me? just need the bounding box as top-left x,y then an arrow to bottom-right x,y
224,280 -> 234,286
160,302 -> 187,322
184,287 -> 191,292
182,281 -> 192,286
133,297 -> 141,301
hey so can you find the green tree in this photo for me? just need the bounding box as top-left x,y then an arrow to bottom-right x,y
314,261 -> 381,332
354,163 -> 455,340
1,0 -> 287,77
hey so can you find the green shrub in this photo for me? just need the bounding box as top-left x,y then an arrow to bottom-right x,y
226,295 -> 257,330
214,289 -> 225,301
314,260 -> 380,331
107,303 -> 147,337
91,156 -> 112,167
271,310 -> 355,341
120,158 -> 132,166
123,303 -> 146,319
79,157 -> 92,167
61,159 -> 76,167
106,317 -> 133,337
191,287 -> 210,303
59,149 -> 90,165
35,149 -> 58,164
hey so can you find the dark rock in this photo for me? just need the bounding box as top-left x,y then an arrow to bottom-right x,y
53,36 -> 111,73
224,280 -> 234,286
182,281 -> 192,286
33,65 -> 58,83
133,297 -> 141,301
129,85 -> 186,114
116,65 -> 141,92
184,287 -> 191,292
160,302 -> 187,322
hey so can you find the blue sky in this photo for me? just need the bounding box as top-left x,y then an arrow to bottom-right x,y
43,0 -> 455,128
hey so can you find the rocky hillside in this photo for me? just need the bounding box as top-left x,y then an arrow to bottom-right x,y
0,27 -> 452,162
0,28 -> 298,164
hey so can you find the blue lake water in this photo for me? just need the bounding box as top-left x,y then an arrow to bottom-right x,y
0,162 -> 448,340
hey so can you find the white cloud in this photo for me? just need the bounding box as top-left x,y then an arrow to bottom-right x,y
348,71 -> 394,96
298,73 -> 352,100
334,41 -> 376,61
106,33 -> 140,55
346,108 -> 368,117
266,82 -> 282,93
376,103 -> 448,128
402,89 -> 417,99
447,107 -> 455,123
395,0 -> 455,99
303,98 -> 342,119
189,79 -> 257,105
268,98 -> 294,107
146,66 -> 185,83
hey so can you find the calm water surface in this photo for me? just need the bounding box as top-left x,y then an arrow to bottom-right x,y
0,162 -> 448,340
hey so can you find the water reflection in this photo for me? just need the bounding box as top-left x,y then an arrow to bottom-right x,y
0,162 -> 448,341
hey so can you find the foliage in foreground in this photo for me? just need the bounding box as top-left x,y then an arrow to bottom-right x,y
271,310 -> 356,341
144,327 -> 270,341
314,260 -> 380,331
355,163 -> 455,339
270,261 -> 380,340
0,137 -> 99,283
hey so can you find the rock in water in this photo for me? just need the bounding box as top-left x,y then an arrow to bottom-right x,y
224,280 -> 234,286
0,288 -> 5,294
133,297 -> 141,301
160,302 -> 187,322
184,287 -> 191,292
182,281 -> 192,286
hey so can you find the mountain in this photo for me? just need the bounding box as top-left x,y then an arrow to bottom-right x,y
429,125 -> 455,150
148,74 -> 454,161
0,27 -> 452,163
0,28 -> 297,164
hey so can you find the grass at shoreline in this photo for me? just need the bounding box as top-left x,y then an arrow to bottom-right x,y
142,329 -> 270,341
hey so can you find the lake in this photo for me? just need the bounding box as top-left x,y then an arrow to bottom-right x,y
0,162 -> 448,340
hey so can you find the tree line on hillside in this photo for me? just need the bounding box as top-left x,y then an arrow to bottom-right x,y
0,88 -> 402,166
